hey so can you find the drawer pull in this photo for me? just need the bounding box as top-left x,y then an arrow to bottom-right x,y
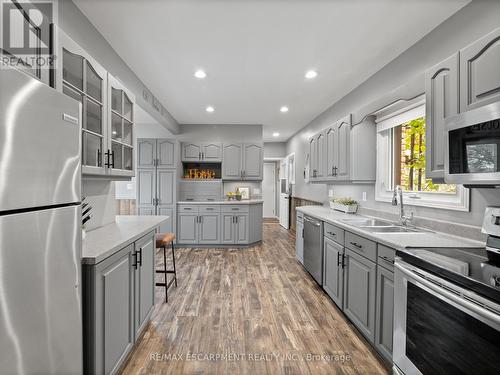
184,208 -> 192,210
350,241 -> 362,249
231,208 -> 239,211
327,231 -> 336,236
206,208 -> 214,210
380,255 -> 394,264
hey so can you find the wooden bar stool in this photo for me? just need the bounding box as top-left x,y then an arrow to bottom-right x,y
155,233 -> 177,303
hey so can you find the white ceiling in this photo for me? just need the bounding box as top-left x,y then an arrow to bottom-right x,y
74,0 -> 468,141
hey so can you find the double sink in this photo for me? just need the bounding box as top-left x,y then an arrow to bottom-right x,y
340,217 -> 428,233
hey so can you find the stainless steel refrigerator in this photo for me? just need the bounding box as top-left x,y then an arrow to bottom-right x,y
0,67 -> 83,374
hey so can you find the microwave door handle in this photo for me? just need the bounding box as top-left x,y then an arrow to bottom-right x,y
395,262 -> 500,325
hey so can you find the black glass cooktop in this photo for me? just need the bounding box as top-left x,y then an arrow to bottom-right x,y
397,247 -> 500,304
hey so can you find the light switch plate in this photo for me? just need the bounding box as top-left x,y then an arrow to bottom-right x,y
362,192 -> 367,201
328,189 -> 334,198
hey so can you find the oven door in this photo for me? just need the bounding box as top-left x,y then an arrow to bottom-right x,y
445,101 -> 500,185
393,259 -> 500,375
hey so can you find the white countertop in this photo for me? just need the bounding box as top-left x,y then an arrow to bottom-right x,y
82,215 -> 169,265
297,206 -> 484,250
177,199 -> 263,205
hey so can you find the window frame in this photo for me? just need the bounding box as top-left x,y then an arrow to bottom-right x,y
375,103 -> 470,212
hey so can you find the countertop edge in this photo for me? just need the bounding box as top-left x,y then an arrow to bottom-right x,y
82,216 -> 169,265
177,200 -> 263,205
296,206 -> 484,250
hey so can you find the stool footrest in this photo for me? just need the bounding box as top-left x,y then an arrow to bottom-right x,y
156,270 -> 176,274
155,278 -> 176,289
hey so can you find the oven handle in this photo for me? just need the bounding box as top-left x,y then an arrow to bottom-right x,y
395,261 -> 500,325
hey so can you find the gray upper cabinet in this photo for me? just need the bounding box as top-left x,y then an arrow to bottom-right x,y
57,28 -> 108,177
137,139 -> 156,169
181,142 -> 222,162
134,233 -> 155,338
343,248 -> 376,342
157,139 -> 176,168
108,74 -> 135,178
243,143 -> 263,180
309,132 -> 325,180
222,143 -> 243,179
375,264 -> 394,363
222,143 -> 262,180
323,237 -> 344,308
202,143 -> 223,162
325,115 -> 351,180
425,53 -> 459,181
310,114 -> 375,184
182,143 -> 203,162
460,27 -> 500,112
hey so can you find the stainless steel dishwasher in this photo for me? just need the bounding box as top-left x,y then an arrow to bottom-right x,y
303,215 -> 324,285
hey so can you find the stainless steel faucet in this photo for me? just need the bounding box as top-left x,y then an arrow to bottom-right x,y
392,185 -> 413,226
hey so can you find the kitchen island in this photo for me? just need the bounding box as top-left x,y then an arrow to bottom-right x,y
82,215 -> 169,375
177,200 -> 263,246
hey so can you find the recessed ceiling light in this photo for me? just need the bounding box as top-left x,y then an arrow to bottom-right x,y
194,70 -> 207,79
280,106 -> 289,113
305,70 -> 318,79
206,106 -> 215,113
273,132 -> 280,137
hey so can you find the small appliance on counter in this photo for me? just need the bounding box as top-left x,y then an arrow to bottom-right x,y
393,206 -> 500,375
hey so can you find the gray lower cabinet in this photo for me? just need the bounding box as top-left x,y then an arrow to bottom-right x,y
177,204 -> 261,245
221,213 -> 249,244
177,212 -> 199,244
199,212 -> 221,244
83,231 -> 156,375
134,232 -> 155,338
296,216 -> 304,264
343,248 -> 376,342
323,237 -> 344,308
375,264 -> 394,363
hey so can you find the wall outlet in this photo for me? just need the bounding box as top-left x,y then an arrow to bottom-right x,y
328,189 -> 334,198
362,191 -> 367,201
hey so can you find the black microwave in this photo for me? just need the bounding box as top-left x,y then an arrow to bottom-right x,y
445,101 -> 500,187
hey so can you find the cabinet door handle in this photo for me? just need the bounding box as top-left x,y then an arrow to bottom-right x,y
341,254 -> 346,268
380,255 -> 394,264
138,247 -> 143,266
202,152 -> 204,160
350,241 -> 362,249
331,166 -> 334,176
132,251 -> 138,269
97,149 -> 102,167
200,216 -> 203,223
235,216 -> 238,224
334,166 -> 338,176
337,252 -> 341,266
104,149 -> 111,168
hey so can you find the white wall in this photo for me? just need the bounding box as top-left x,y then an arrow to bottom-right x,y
264,142 -> 286,159
286,0 -> 500,229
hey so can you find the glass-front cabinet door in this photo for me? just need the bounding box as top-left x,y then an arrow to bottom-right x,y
107,73 -> 135,177
56,28 -> 108,176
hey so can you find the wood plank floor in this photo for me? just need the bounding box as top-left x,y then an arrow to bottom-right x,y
121,223 -> 390,375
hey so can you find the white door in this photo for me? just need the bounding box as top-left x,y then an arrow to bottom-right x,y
279,193 -> 289,229
262,162 -> 276,218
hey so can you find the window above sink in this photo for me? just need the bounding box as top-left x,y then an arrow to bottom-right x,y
375,101 -> 469,212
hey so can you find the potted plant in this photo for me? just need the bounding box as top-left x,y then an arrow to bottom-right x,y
330,197 -> 358,214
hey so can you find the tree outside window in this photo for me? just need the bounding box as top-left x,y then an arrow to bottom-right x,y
392,117 -> 455,193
